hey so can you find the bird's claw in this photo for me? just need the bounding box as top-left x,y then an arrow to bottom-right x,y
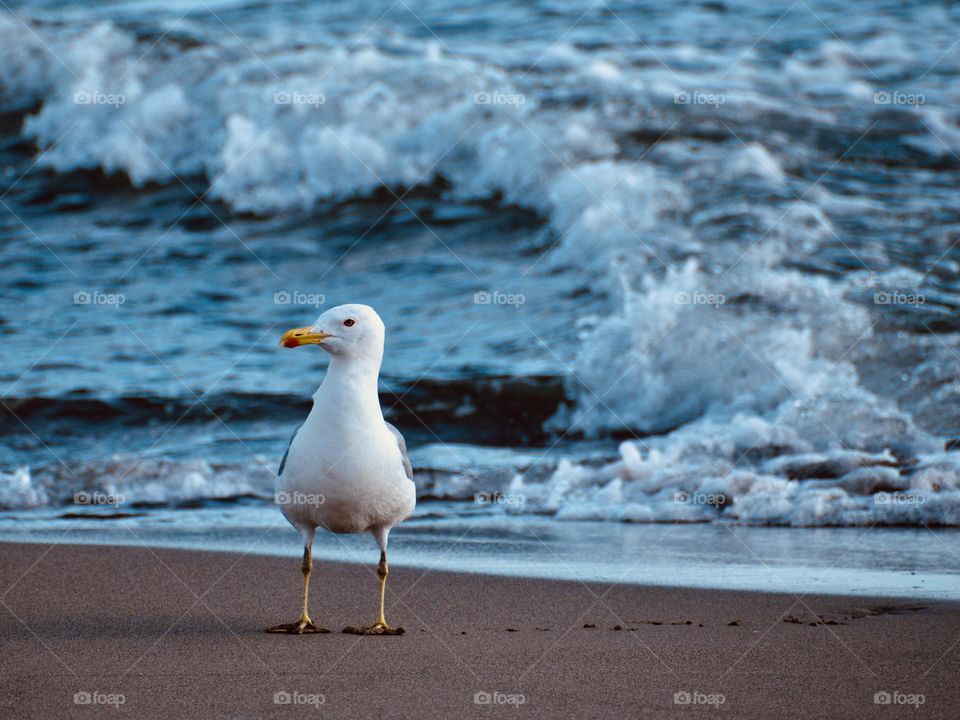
342,622 -> 404,636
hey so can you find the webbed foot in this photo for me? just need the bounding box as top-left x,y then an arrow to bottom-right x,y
266,617 -> 329,634
342,622 -> 404,636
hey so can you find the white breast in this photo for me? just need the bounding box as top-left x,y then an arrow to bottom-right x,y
277,405 -> 416,536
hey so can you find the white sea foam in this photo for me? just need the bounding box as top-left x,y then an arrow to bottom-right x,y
0,458 -> 276,510
518,249 -> 960,525
4,10 -> 959,208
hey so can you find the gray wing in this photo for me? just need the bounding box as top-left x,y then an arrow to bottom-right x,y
385,421 -> 413,480
278,424 -> 301,477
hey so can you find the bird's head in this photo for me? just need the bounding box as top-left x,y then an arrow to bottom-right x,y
280,303 -> 385,362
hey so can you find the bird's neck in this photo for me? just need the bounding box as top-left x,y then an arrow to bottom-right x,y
312,355 -> 383,421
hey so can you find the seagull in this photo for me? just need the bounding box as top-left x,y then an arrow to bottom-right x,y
267,304 -> 416,636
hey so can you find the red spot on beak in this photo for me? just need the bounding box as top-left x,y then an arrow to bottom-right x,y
283,338 -> 299,348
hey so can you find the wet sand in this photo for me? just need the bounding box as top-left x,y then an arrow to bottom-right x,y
1,542 -> 957,718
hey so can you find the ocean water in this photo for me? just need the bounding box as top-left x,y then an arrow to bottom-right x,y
2,0 -> 960,593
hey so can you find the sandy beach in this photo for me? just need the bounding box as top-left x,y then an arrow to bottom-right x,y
0,541 -> 956,718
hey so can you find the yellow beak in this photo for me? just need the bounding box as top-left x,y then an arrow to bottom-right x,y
280,326 -> 330,348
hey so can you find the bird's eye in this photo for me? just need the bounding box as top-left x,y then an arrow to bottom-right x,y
343,319 -> 355,327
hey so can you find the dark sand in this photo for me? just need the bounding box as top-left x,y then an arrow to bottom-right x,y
1,542 -> 957,718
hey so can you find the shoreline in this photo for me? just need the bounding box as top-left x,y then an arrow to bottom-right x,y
2,536 -> 957,603
3,512 -> 959,601
1,542 -> 958,718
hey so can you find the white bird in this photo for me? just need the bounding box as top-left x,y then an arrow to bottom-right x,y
267,304 -> 416,635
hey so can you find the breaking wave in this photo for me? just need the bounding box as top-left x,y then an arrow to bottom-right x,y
2,6 -> 960,526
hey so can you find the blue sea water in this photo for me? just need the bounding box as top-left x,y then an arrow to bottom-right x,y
2,0 -> 960,594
